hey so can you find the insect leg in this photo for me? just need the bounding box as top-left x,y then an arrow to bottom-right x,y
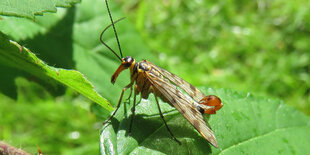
129,85 -> 138,135
126,85 -> 133,100
154,95 -> 182,145
103,82 -> 134,125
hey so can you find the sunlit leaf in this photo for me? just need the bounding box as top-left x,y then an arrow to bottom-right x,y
0,32 -> 112,111
100,88 -> 310,154
0,0 -> 80,19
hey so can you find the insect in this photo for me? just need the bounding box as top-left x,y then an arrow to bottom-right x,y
101,0 -> 223,148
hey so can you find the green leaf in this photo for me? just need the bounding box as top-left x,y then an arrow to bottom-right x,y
0,8 -> 67,41
100,88 -> 310,154
0,0 -> 80,19
0,0 -> 157,111
0,32 -> 113,111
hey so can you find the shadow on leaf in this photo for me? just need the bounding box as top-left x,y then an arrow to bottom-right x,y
101,107 -> 212,154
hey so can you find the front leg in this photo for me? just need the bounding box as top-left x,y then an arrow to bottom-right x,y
103,82 -> 134,125
126,85 -> 133,101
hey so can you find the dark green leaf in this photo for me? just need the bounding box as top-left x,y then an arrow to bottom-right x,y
100,88 -> 310,154
0,8 -> 67,41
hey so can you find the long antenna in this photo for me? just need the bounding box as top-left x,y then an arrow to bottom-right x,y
100,17 -> 126,62
105,0 -> 123,58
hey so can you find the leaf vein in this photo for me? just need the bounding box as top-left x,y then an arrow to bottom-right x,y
218,125 -> 307,154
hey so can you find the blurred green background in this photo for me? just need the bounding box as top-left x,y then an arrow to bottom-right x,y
0,0 -> 309,154
116,0 -> 310,114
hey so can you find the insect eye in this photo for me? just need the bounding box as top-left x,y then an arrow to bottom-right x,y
124,56 -> 132,62
123,56 -> 134,67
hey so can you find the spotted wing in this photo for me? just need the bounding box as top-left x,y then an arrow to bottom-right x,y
146,60 -> 204,102
144,69 -> 218,147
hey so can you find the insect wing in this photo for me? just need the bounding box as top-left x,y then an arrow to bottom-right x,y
147,61 -> 205,102
145,69 -> 218,147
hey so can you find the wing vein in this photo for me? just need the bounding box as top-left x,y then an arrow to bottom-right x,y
147,61 -> 205,102
144,70 -> 218,147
